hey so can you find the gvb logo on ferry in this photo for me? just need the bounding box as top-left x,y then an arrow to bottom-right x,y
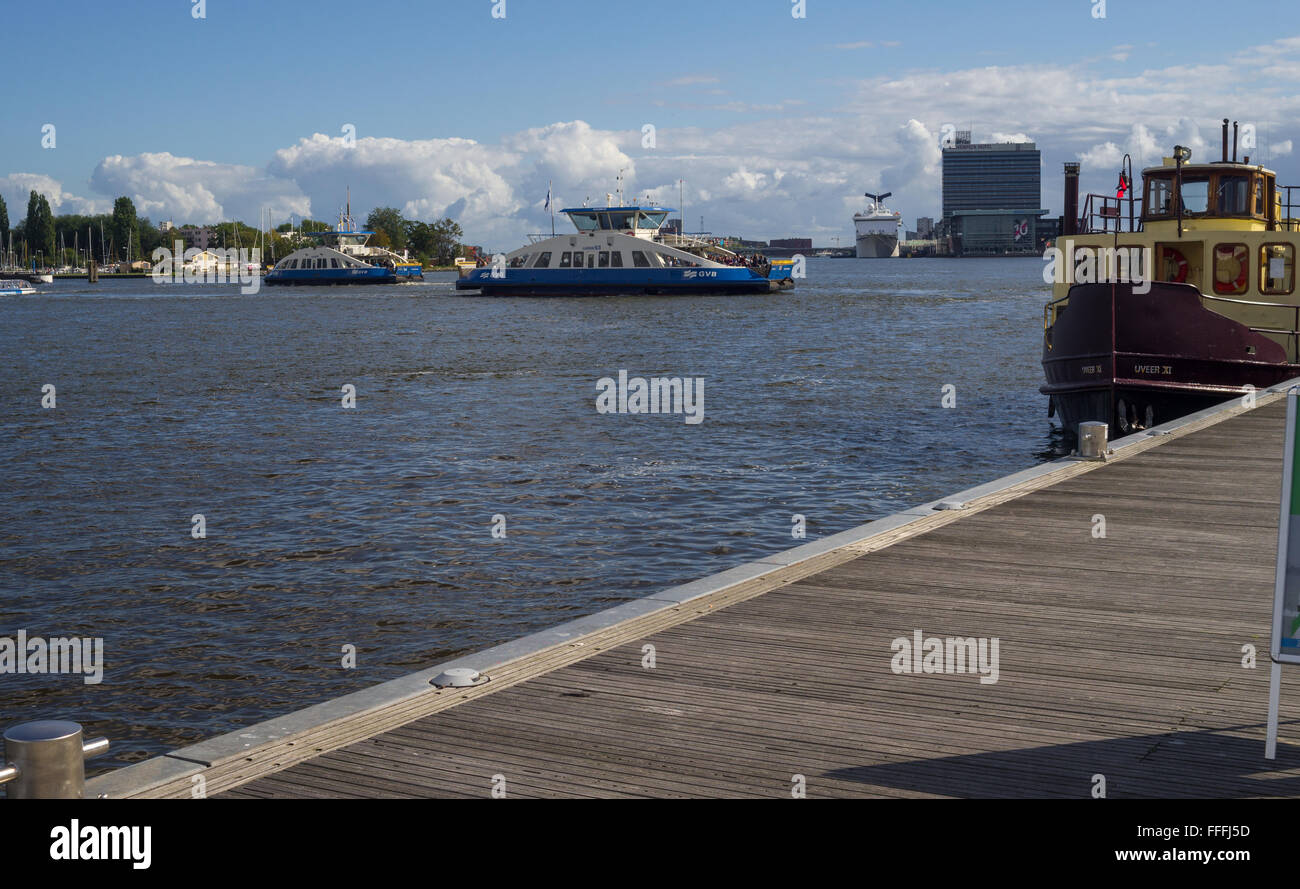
50,821 -> 150,870
890,629 -> 1000,684
0,630 -> 104,685
1042,242 -> 1153,294
151,240 -> 262,294
595,370 -> 704,424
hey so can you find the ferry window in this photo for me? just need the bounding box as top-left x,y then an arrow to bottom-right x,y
608,211 -> 636,230
1256,177 -> 1266,216
569,214 -> 599,232
533,252 -> 551,268
508,254 -> 529,268
1180,177 -> 1209,214
330,258 -> 340,268
598,251 -> 610,268
1212,244 -> 1249,295
1146,177 -> 1174,216
639,212 -> 668,229
559,252 -> 573,268
1216,176 -> 1249,215
587,252 -> 596,268
1261,244 -> 1295,295
632,250 -> 651,267
609,252 -> 623,267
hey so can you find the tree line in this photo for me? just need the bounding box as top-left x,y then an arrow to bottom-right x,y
1,192 -> 467,268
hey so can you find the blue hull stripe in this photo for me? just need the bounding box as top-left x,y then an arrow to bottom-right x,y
455,266 -> 790,294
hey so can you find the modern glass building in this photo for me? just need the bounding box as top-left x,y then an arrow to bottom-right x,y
941,135 -> 1047,255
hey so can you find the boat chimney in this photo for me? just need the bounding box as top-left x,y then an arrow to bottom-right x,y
1063,162 -> 1080,236
1233,121 -> 1239,162
1222,118 -> 1229,162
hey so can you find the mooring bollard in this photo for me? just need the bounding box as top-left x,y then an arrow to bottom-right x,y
0,721 -> 109,799
1077,420 -> 1109,460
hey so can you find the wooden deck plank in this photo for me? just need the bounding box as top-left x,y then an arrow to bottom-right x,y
217,399 -> 1300,798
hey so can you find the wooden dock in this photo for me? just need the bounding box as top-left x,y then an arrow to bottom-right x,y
87,390 -> 1300,798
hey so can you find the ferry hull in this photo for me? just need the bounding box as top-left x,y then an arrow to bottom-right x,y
1041,281 -> 1300,435
455,266 -> 794,296
265,267 -> 397,286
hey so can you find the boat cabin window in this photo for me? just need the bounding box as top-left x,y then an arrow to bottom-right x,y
533,252 -> 551,268
1212,244 -> 1249,295
1146,176 -> 1175,216
606,211 -> 637,230
1216,176 -> 1250,215
610,251 -> 623,267
508,254 -> 530,268
638,211 -> 668,230
598,251 -> 610,268
568,213 -> 600,232
1180,177 -> 1209,214
559,251 -> 574,268
632,250 -> 651,267
1261,243 -> 1296,295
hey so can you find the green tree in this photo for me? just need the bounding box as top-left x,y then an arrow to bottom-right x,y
25,191 -> 55,261
365,207 -> 407,252
424,216 -> 463,265
109,196 -> 139,262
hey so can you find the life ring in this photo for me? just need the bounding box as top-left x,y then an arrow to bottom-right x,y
1165,248 -> 1189,283
1214,249 -> 1248,292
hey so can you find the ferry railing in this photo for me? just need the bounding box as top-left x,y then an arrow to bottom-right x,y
1279,186 -> 1300,232
1079,193 -> 1143,234
1201,292 -> 1300,363
1042,294 -> 1071,347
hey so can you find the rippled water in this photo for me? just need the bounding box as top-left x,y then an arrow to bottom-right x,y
1,258 -> 1060,767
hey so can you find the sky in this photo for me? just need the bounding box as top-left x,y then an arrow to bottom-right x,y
4,0 -> 1300,248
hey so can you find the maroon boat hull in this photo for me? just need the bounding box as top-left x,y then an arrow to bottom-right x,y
1041,281 -> 1300,435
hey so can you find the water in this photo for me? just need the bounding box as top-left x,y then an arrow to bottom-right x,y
1,258 -> 1060,768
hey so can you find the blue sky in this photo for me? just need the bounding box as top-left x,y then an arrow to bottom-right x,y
5,0 -> 1300,245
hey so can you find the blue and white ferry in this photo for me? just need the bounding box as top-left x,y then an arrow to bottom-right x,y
0,278 -> 36,295
455,205 -> 794,296
265,204 -> 423,286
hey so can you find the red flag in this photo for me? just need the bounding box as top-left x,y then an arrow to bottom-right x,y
1116,173 -> 1129,199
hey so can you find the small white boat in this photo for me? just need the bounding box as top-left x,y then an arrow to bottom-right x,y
0,279 -> 37,295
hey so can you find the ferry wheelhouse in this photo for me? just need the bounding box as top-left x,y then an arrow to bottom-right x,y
455,205 -> 794,296
1042,119 -> 1300,436
265,203 -> 423,286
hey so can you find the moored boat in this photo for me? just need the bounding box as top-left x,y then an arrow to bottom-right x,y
1041,119 -> 1300,436
455,205 -> 795,296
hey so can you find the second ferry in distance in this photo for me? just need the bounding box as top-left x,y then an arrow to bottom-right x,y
265,199 -> 423,286
455,204 -> 794,296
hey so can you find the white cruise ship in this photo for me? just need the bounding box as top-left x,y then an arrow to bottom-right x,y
853,191 -> 902,258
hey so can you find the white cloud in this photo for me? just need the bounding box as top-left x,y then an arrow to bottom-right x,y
91,152 -> 308,224
7,41 -> 1300,246
0,173 -> 106,217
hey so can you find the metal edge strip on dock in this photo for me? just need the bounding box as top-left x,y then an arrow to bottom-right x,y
85,380 -> 1300,798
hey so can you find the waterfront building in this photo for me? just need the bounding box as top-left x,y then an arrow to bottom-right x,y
942,134 -> 1047,255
